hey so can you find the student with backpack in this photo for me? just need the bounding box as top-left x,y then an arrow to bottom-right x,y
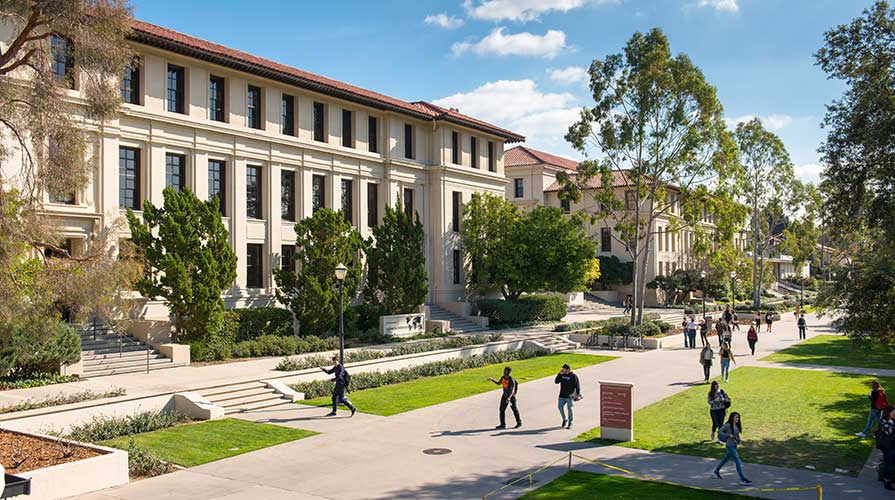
765,311 -> 774,333
707,381 -> 730,441
700,345 -> 714,383
746,325 -> 758,355
719,342 -> 735,383
857,380 -> 888,437
320,355 -> 357,417
797,313 -> 807,340
876,405 -> 895,491
489,366 -> 522,429
712,412 -> 752,484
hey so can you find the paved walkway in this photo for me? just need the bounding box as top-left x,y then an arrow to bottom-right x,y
66,313 -> 895,500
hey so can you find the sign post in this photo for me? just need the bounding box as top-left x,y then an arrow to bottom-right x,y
599,380 -> 634,441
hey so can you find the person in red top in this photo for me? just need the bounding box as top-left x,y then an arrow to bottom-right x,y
746,326 -> 758,355
488,366 -> 522,429
857,380 -> 888,437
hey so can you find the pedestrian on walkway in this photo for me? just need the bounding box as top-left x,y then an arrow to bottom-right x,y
320,355 -> 356,417
723,305 -> 733,325
623,295 -> 633,314
877,405 -> 895,491
489,366 -> 522,429
732,311 -> 740,331
708,381 -> 729,440
687,317 -> 698,350
715,318 -> 725,347
555,364 -> 581,429
719,342 -> 736,382
700,318 -> 710,347
765,310 -> 774,333
746,325 -> 758,355
700,345 -> 714,383
722,321 -> 733,347
712,412 -> 752,484
754,311 -> 762,332
682,317 -> 690,348
797,313 -> 807,340
857,380 -> 888,437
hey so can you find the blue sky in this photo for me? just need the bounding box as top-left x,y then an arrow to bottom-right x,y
130,0 -> 875,184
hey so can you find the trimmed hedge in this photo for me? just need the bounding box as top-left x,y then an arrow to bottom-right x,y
477,295 -> 566,325
290,349 -> 543,399
192,334 -> 340,362
67,411 -> 190,443
232,308 -> 293,341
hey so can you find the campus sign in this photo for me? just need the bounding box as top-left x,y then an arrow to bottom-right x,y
599,380 -> 634,441
380,313 -> 426,338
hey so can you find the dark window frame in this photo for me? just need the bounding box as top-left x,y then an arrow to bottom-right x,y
51,35 -> 74,88
312,174 -> 326,213
488,141 -> 495,172
166,64 -> 185,114
452,191 -> 461,232
342,109 -> 353,148
367,182 -> 378,228
119,147 -> 141,210
165,153 -> 186,192
470,137 -> 478,169
313,102 -> 326,142
368,116 -> 378,153
247,85 -> 262,129
281,170 -> 296,222
246,244 -> 264,289
121,61 -> 140,105
601,228 -> 612,252
209,75 -> 226,122
281,244 -> 296,274
451,131 -> 459,164
404,124 -> 414,159
452,249 -> 461,285
514,178 -> 524,198
208,160 -> 226,215
246,165 -> 262,219
341,178 -> 353,224
281,94 -> 295,136
403,188 -> 414,219
560,198 -> 571,214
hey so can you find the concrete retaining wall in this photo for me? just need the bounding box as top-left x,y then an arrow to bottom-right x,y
1,394 -> 174,435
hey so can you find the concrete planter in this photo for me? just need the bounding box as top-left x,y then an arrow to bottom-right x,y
379,313 -> 426,338
590,290 -> 618,302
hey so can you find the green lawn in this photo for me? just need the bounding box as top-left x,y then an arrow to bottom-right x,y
517,471 -> 753,499
102,418 -> 317,467
302,353 -> 615,416
762,334 -> 895,370
574,367 -> 893,475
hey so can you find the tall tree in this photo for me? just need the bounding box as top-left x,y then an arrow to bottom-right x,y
127,188 -> 236,343
460,193 -> 523,300
274,209 -> 365,336
560,28 -> 737,324
733,118 -> 797,308
365,197 -> 428,315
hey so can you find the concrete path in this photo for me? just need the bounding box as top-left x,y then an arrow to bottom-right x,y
66,313 -> 895,500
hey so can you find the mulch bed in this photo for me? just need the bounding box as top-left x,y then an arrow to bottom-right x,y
0,430 -> 102,473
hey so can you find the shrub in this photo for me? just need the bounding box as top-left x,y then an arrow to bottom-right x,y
0,320 -> 81,377
0,388 -> 126,415
477,295 -> 566,325
123,438 -> 174,477
290,349 -> 542,399
232,308 -> 293,341
0,373 -> 79,390
344,303 -> 388,336
67,411 -> 190,443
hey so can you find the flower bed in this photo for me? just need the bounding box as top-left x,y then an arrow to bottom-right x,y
0,430 -> 100,474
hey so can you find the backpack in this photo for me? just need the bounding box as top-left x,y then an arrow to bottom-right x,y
876,391 -> 889,410
876,424 -> 894,451
340,368 -> 351,389
718,425 -> 730,443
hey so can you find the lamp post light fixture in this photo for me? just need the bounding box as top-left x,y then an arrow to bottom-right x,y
334,263 -> 347,366
729,271 -> 737,308
700,270 -> 707,320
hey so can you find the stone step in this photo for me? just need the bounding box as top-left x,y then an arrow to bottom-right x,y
83,362 -> 184,378
205,387 -> 276,405
83,349 -> 158,361
200,381 -> 268,398
82,344 -> 151,356
84,355 -> 170,369
214,392 -> 282,409
224,397 -> 291,414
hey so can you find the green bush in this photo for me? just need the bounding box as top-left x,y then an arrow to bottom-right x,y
122,438 -> 174,477
554,320 -> 604,332
345,303 -> 388,336
0,320 -> 81,377
67,411 -> 190,443
290,349 -> 542,399
477,295 -> 566,325
0,388 -> 125,415
232,308 -> 292,341
0,373 -> 79,390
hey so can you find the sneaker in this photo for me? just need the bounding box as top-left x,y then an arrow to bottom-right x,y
710,431 -> 715,441
712,471 -> 722,480
350,408 -> 357,417
514,422 -> 523,429
567,423 -> 573,430
495,425 -> 506,429
856,432 -> 866,437
561,420 -> 567,428
325,412 -> 337,417
739,479 -> 752,485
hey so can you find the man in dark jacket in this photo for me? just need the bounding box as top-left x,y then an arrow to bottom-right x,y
321,355 -> 356,417
555,364 -> 581,429
797,313 -> 807,340
488,366 -> 521,429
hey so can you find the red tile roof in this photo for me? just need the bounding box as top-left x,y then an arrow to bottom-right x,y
126,19 -> 524,142
544,171 -> 633,192
504,146 -> 580,171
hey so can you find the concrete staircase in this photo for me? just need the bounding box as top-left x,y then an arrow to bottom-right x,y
426,304 -> 488,334
196,381 -> 292,415
528,334 -> 580,353
78,325 -> 184,378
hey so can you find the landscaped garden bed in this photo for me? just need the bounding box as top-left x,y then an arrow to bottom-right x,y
518,470 -> 752,499
762,334 -> 895,370
0,429 -> 100,473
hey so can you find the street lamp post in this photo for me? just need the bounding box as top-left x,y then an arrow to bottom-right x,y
729,271 -> 737,308
334,263 -> 347,366
700,270 -> 707,321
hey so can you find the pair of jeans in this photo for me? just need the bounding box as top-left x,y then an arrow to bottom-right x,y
700,332 -> 709,347
799,327 -> 806,339
883,447 -> 895,482
748,339 -> 756,355
714,443 -> 747,480
710,408 -> 726,434
702,362 -> 712,382
499,395 -> 521,427
558,397 -> 574,425
684,330 -> 690,348
720,358 -> 731,381
331,387 -> 355,413
688,331 -> 697,349
862,408 -> 882,435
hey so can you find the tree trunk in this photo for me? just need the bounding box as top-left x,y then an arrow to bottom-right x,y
751,185 -> 760,309
636,225 -> 652,324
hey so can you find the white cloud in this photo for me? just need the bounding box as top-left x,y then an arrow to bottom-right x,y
794,163 -> 823,184
433,79 -> 581,143
547,66 -> 587,84
424,13 -> 464,29
725,114 -> 793,131
694,0 -> 739,13
463,0 -> 615,22
452,28 -> 567,58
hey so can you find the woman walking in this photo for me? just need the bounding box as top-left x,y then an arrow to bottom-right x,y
715,318 -> 725,347
878,406 -> 895,491
857,380 -> 888,437
731,311 -> 740,331
700,345 -> 714,383
712,412 -> 752,484
746,325 -> 758,355
765,310 -> 774,333
754,311 -> 762,332
707,381 -> 729,441
681,317 -> 690,349
700,318 -> 710,347
719,342 -> 736,383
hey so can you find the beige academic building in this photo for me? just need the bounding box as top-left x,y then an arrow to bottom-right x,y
2,19 -> 524,318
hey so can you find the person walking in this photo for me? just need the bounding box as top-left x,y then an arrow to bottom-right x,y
700,318 -> 710,347
746,325 -> 758,355
754,311 -> 762,332
715,318 -> 725,347
489,366 -> 522,429
765,310 -> 774,333
797,313 -> 807,340
682,317 -> 690,348
723,305 -> 733,325
700,345 -> 714,383
320,355 -> 357,417
732,311 -> 740,331
877,405 -> 895,491
708,381 -> 730,440
555,364 -> 581,429
719,342 -> 736,383
623,295 -> 633,314
857,380 -> 888,437
722,321 -> 733,348
687,317 -> 698,350
712,412 -> 752,484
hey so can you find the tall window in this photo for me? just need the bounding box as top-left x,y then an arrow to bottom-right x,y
514,178 -> 524,198
625,190 -> 636,210
119,147 -> 141,210
165,153 -> 186,191
561,198 -> 571,214
341,179 -> 353,224
452,250 -> 461,285
246,165 -> 262,219
281,170 -> 296,222
51,35 -> 74,88
601,228 -> 612,252
367,183 -> 378,228
342,109 -> 353,148
281,94 -> 295,136
208,160 -> 226,215
312,175 -> 325,213
49,190 -> 75,205
121,62 -> 140,104
167,64 -> 185,114
488,141 -> 495,172
470,137 -> 478,169
451,131 -> 459,164
209,75 -> 225,122
403,188 -> 414,219
404,124 -> 414,159
313,102 -> 326,142
368,116 -> 378,153
246,244 -> 263,288
452,192 -> 461,232
247,85 -> 261,129
281,245 -> 296,274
